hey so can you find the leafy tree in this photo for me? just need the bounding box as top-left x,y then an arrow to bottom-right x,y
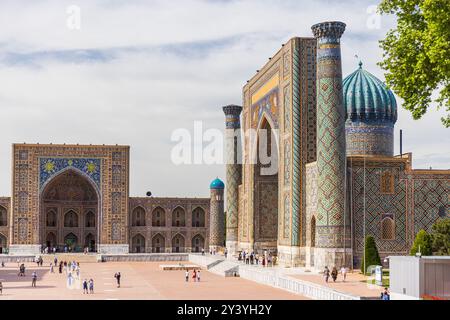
430,218 -> 450,255
410,229 -> 433,256
361,235 -> 382,274
378,0 -> 450,127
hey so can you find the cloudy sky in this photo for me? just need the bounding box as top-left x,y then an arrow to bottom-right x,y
0,0 -> 448,198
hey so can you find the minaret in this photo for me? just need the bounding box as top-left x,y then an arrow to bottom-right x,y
223,104 -> 242,255
209,178 -> 225,252
311,21 -> 350,268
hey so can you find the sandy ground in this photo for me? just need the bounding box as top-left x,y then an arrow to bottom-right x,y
0,261 -> 308,300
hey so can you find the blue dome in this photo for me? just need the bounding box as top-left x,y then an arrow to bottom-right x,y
343,62 -> 397,124
210,178 -> 224,189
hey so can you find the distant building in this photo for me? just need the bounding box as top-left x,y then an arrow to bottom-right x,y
0,144 -> 224,254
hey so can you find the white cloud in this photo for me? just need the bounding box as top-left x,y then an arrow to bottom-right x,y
0,0 -> 447,197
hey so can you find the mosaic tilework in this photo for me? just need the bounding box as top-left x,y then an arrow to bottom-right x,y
345,122 -> 394,156
11,144 -> 129,246
39,157 -> 101,190
413,179 -> 449,234
351,165 -> 408,254
209,188 -> 225,247
312,22 -> 347,248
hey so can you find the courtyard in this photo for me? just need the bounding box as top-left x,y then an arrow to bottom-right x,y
0,260 -> 307,300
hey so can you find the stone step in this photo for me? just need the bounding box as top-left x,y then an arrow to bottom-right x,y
40,253 -> 99,264
208,260 -> 240,277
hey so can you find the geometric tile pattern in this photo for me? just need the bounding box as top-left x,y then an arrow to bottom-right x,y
312,22 -> 347,248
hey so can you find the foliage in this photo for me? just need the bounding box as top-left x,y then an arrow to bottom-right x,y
378,0 -> 450,127
410,229 -> 433,256
430,218 -> 450,255
361,235 -> 382,274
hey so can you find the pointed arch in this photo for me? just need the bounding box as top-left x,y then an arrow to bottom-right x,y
191,234 -> 205,253
85,211 -> 95,228
192,207 -> 205,227
172,233 -> 185,253
131,206 -> 146,227
152,206 -> 166,227
46,209 -> 57,227
310,216 -> 316,247
64,210 -> 79,228
64,232 -> 78,249
0,205 -> 7,226
381,216 -> 395,240
172,206 -> 186,227
46,232 -> 57,248
0,232 -> 7,253
131,233 -> 146,253
152,233 -> 166,253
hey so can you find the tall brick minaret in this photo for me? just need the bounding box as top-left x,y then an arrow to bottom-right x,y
209,178 -> 225,252
223,104 -> 242,256
311,21 -> 350,268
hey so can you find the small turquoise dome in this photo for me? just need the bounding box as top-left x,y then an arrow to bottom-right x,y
343,62 -> 397,123
210,178 -> 224,189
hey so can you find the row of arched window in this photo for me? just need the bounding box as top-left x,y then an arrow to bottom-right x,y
46,210 -> 95,228
131,206 -> 206,228
0,206 -> 7,226
131,233 -> 205,253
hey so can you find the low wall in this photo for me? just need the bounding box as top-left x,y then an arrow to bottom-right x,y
99,253 -> 188,262
238,265 -> 360,300
0,255 -> 35,263
188,254 -> 225,269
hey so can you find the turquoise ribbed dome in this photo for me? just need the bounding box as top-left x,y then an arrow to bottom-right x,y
210,178 -> 224,189
343,62 -> 397,123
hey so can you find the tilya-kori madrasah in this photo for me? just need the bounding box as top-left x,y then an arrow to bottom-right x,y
0,22 -> 448,270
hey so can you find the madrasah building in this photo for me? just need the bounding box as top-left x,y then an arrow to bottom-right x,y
0,21 -> 448,270
222,21 -> 449,269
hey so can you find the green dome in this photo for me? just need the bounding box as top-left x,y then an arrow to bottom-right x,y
210,178 -> 224,189
343,62 -> 397,124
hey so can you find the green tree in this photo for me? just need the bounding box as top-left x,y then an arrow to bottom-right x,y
378,0 -> 450,127
410,229 -> 433,256
430,218 -> 450,255
361,235 -> 382,274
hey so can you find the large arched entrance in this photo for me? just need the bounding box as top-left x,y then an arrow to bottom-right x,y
40,169 -> 99,252
253,117 -> 279,251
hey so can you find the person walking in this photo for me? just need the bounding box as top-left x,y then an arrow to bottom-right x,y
323,266 -> 330,283
1,261 -> 5,268
89,279 -> 94,294
50,263 -> 54,273
82,279 -> 88,294
31,271 -> 37,287
340,266 -> 347,282
0,281 -> 3,295
185,270 -> 189,282
197,270 -> 201,282
114,272 -> 121,288
54,256 -> 58,267
331,267 -> 338,282
224,248 -> 228,259
59,262 -> 63,274
192,270 -> 197,282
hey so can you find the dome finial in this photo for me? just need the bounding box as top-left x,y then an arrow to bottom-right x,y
358,60 -> 363,69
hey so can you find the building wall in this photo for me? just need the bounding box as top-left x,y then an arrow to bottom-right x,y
238,37 -> 317,265
10,144 -> 130,254
349,155 -> 450,267
128,197 -> 210,253
0,197 -> 10,252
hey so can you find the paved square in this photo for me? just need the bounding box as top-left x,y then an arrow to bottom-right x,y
0,261 -> 308,300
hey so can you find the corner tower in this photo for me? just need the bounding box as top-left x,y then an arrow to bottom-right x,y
223,104 -> 243,255
311,21 -> 351,268
209,178 -> 225,252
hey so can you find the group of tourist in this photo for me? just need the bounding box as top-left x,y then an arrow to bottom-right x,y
238,250 -> 275,267
323,266 -> 348,283
184,269 -> 201,282
82,278 -> 95,294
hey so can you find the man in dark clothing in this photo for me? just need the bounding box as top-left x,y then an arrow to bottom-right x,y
114,272 -> 121,288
